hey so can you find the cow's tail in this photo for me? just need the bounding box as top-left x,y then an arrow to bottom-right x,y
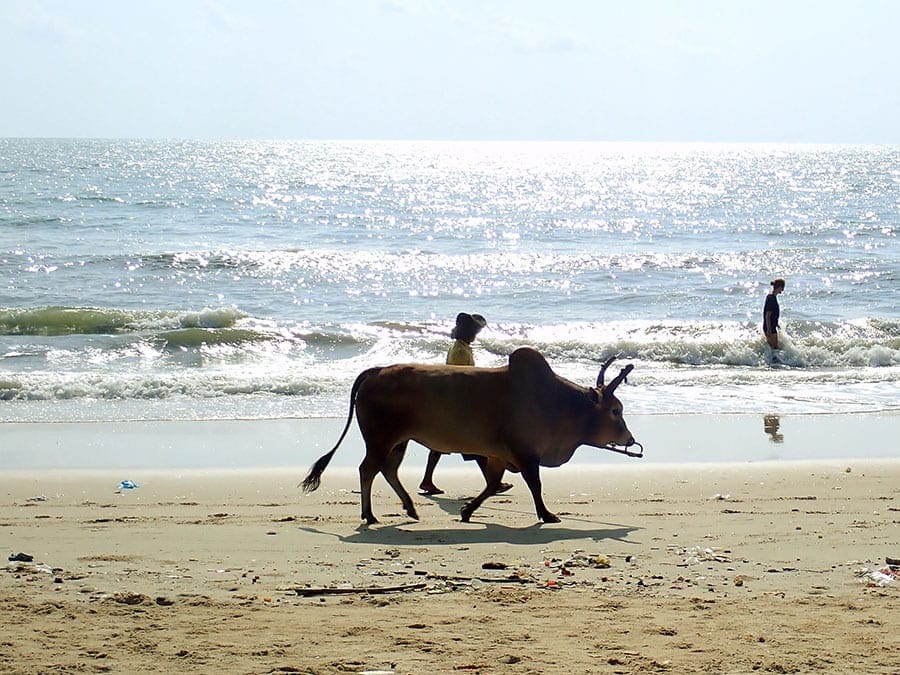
300,367 -> 380,493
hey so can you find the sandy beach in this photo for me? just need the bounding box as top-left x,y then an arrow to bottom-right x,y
2,415 -> 898,675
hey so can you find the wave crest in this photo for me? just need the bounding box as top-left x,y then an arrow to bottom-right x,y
0,305 -> 245,337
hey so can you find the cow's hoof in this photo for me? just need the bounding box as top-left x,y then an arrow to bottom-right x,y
406,509 -> 420,521
460,507 -> 473,523
364,515 -> 379,525
541,513 -> 561,524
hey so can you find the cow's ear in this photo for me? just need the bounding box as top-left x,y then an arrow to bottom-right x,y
589,388 -> 600,403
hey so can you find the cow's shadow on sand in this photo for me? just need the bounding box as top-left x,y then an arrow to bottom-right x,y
329,521 -> 639,547
301,493 -> 640,546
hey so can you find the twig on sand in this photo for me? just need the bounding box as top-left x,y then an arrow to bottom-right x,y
293,571 -> 536,597
293,582 -> 427,597
428,573 -> 534,584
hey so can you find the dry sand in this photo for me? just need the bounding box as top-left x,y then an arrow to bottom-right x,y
1,459 -> 898,674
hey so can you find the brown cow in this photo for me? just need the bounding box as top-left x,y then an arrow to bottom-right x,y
302,347 -> 640,524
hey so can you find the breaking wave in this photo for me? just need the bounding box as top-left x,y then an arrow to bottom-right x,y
1,304 -> 897,420
0,306 -> 246,336
484,318 -> 900,369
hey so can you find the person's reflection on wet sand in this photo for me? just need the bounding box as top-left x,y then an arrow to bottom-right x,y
764,414 -> 784,443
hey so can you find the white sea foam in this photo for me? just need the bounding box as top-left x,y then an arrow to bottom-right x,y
0,313 -> 897,420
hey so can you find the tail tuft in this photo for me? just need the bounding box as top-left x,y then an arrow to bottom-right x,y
301,470 -> 322,493
300,448 -> 335,493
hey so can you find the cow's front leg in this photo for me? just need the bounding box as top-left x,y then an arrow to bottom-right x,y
520,459 -> 559,523
460,457 -> 505,522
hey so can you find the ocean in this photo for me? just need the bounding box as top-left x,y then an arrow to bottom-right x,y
1,139 -> 897,426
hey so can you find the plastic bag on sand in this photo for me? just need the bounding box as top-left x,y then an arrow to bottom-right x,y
856,565 -> 898,587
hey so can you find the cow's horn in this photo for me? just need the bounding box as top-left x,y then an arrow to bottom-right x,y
603,364 -> 634,397
596,356 -> 616,388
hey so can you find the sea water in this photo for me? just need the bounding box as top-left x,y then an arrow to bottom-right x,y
1,140 -> 898,427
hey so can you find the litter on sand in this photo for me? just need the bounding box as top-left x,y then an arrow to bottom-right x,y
855,562 -> 898,587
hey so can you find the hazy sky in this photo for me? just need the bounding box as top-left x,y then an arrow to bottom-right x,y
1,0 -> 897,141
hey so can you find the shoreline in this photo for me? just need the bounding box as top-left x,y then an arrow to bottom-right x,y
1,410 -> 897,471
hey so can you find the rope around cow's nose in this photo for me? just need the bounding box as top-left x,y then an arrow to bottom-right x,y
602,441 -> 644,458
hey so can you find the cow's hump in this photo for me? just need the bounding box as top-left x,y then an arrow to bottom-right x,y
508,347 -> 554,379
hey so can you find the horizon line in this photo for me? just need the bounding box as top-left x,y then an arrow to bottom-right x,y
2,136 -> 897,146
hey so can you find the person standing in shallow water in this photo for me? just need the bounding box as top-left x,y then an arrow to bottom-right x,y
763,278 -> 785,349
418,312 -> 513,496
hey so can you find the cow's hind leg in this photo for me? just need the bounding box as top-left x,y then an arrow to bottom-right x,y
359,450 -> 384,525
380,441 -> 419,521
460,457 -> 505,522
520,459 -> 559,523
